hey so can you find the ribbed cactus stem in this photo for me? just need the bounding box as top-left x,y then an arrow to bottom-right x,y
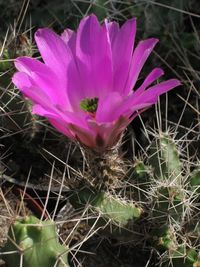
147,133 -> 187,224
1,216 -> 70,267
148,133 -> 182,181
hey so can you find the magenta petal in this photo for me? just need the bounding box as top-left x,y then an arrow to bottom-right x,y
33,104 -> 74,138
88,116 -> 130,150
134,68 -> 164,97
13,72 -> 52,107
105,20 -> 119,45
96,91 -> 151,124
15,56 -> 50,74
35,28 -> 84,110
106,18 -> 137,94
141,79 -> 181,101
35,28 -> 72,71
49,118 -> 75,139
32,104 -> 60,118
125,38 -> 159,94
61,28 -> 74,43
104,78 -> 180,120
126,79 -> 181,109
13,71 -> 32,89
68,123 -> 96,148
61,28 -> 76,55
33,104 -> 95,145
96,92 -> 124,123
76,14 -> 112,98
14,57 -> 71,109
33,104 -> 90,134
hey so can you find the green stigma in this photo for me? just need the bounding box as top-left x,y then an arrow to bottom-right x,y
80,97 -> 99,113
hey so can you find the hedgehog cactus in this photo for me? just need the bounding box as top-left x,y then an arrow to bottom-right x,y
3,13 -> 200,267
1,216 -> 70,267
148,133 -> 182,181
144,133 -> 200,266
147,133 -> 187,224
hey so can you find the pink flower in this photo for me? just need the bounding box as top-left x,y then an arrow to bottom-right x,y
13,14 -> 180,152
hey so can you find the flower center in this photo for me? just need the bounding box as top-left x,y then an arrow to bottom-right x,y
80,97 -> 99,113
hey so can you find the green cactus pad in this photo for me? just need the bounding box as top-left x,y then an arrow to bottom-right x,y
148,134 -> 182,180
1,216 -> 69,267
94,192 -> 142,226
70,187 -> 143,227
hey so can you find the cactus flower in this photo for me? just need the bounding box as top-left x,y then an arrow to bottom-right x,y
13,14 -> 180,151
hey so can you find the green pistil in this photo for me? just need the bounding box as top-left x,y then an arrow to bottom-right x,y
80,97 -> 99,113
